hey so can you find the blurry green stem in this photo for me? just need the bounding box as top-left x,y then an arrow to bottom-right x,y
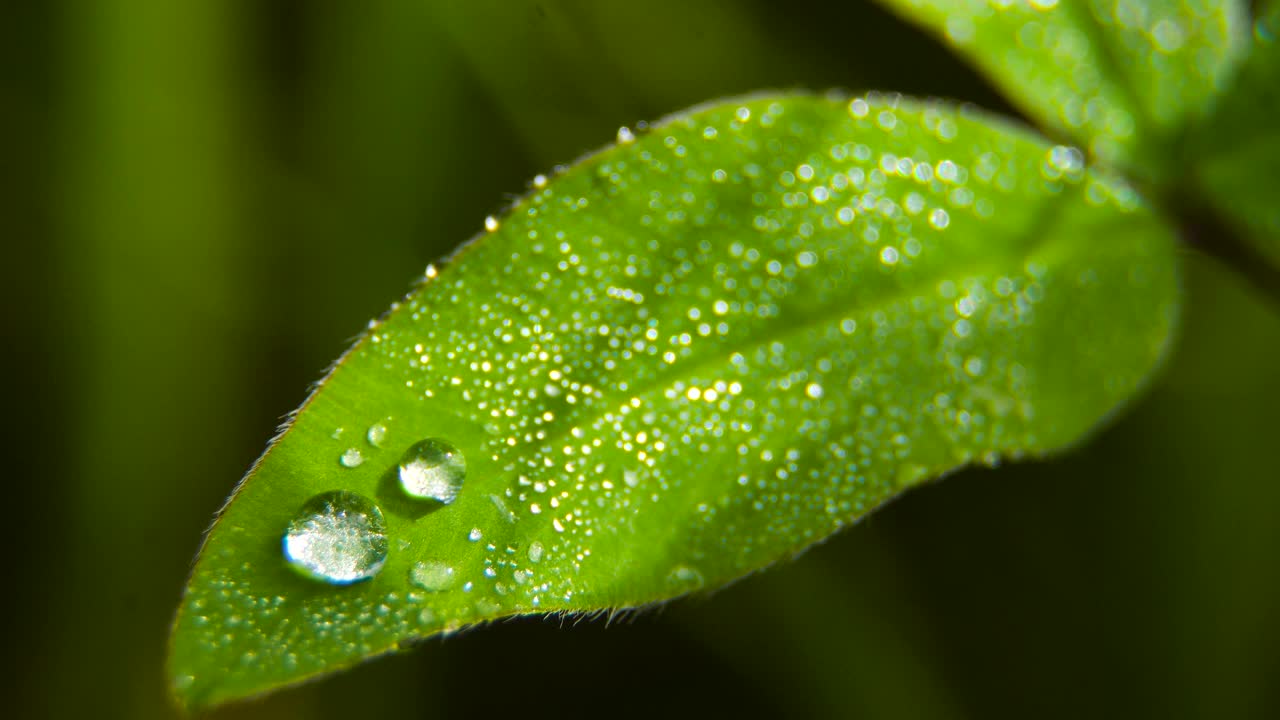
1170,193 -> 1280,308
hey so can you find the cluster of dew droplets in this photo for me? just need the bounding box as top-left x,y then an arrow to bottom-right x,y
283,423 -> 470,585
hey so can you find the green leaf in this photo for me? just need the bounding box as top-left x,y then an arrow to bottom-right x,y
1191,1 -> 1280,266
168,93 -> 1180,710
871,0 -> 1248,174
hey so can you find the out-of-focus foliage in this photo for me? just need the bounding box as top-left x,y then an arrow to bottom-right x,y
4,1 -> 1279,719
873,0 -> 1248,177
1193,0 -> 1280,266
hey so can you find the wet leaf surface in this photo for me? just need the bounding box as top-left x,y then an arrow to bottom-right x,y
169,93 -> 1179,710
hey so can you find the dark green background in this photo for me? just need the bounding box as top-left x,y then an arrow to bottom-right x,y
4,1 -> 1278,718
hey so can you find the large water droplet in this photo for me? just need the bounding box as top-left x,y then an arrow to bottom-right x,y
409,561 -> 456,592
283,491 -> 388,584
397,438 -> 466,503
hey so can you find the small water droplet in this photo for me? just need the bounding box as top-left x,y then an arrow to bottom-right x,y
468,528 -> 483,542
528,541 -> 544,563
409,561 -> 456,592
339,448 -> 364,468
667,564 -> 705,589
484,216 -> 500,232
366,422 -> 388,447
616,126 -> 636,144
398,438 -> 466,503
1046,145 -> 1084,175
965,356 -> 986,376
283,491 -> 388,585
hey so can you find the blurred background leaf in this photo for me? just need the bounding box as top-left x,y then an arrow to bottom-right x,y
4,1 -> 1278,718
868,0 -> 1248,177
1192,0 -> 1280,269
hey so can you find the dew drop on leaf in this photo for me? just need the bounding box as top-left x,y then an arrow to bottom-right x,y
527,541 -> 544,564
408,561 -> 455,592
397,438 -> 466,503
366,422 -> 388,448
282,491 -> 388,585
338,448 -> 364,468
667,565 -> 705,590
